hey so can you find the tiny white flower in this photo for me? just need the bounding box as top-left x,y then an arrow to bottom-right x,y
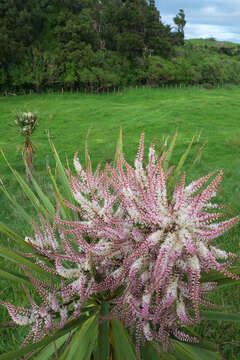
166,278 -> 178,299
142,293 -> 151,304
140,271 -> 149,282
197,242 -> 209,258
188,255 -> 200,271
210,246 -> 228,259
143,322 -> 153,341
148,230 -> 163,245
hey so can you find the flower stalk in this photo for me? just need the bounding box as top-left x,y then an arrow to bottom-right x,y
15,111 -> 38,182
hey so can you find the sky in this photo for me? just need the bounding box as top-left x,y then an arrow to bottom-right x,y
156,0 -> 240,44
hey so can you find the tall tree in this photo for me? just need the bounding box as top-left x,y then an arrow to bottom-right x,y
116,0 -> 148,58
144,1 -> 174,57
173,9 -> 186,45
149,0 -> 155,7
0,0 -> 187,91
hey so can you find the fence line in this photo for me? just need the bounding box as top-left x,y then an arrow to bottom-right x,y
1,82 -> 235,97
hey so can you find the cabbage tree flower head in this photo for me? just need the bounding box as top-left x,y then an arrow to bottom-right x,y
1,133 -> 239,355
105,134 -> 239,350
59,133 -> 239,351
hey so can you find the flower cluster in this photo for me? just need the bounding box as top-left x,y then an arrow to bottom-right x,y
15,112 -> 38,137
1,134 -> 239,354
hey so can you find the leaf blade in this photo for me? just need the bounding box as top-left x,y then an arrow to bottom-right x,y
59,315 -> 98,360
201,310 -> 240,322
0,247 -> 59,283
94,303 -> 110,360
48,138 -> 74,204
32,334 -> 69,360
0,315 -> 89,360
0,222 -> 34,252
173,341 -> 222,360
175,136 -> 195,178
163,130 -> 177,171
0,267 -> 31,286
30,175 -> 55,215
114,126 -> 123,166
111,320 -> 136,360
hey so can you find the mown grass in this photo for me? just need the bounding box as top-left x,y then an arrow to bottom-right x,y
0,86 -> 240,357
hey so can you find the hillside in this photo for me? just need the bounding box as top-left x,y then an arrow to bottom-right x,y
1,1 -> 240,93
187,38 -> 239,47
186,38 -> 240,55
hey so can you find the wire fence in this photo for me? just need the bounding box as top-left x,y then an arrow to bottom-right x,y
1,82 -> 237,97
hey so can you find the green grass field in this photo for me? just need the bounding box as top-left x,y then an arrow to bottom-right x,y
0,86 -> 240,357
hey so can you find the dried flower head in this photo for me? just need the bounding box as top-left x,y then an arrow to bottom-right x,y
15,111 -> 38,137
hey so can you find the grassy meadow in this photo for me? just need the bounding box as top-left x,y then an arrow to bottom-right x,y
0,86 -> 240,357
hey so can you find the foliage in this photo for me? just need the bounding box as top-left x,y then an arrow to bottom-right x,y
173,9 -> 186,46
0,0 -> 183,92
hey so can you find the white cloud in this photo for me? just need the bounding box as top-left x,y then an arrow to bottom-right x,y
185,23 -> 240,43
190,6 -> 240,22
202,0 -> 240,3
161,14 -> 175,25
160,1 -> 240,44
201,6 -> 218,16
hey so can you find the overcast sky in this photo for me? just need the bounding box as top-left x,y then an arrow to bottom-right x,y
156,0 -> 240,43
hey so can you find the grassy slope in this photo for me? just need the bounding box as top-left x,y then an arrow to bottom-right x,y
0,86 -> 240,357
186,38 -> 239,47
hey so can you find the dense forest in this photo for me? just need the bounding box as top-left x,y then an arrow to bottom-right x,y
1,0 -> 240,93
